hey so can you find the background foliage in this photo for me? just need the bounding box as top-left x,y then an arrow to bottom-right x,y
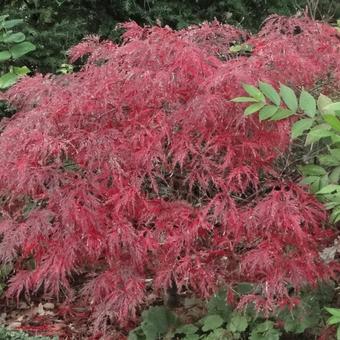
0,0 -> 339,73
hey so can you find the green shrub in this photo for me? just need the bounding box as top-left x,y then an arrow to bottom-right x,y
129,284 -> 334,339
0,14 -> 35,89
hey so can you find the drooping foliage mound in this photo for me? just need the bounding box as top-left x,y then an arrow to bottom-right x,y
0,15 -> 339,330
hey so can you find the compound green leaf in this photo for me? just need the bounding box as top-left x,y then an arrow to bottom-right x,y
259,81 -> 281,106
280,84 -> 298,113
299,90 -> 316,117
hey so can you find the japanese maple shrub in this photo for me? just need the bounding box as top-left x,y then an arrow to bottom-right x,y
0,15 -> 339,331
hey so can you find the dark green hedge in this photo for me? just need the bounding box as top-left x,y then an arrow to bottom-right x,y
0,0 -> 339,73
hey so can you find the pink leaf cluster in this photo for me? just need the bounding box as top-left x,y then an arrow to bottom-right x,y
0,15 -> 339,329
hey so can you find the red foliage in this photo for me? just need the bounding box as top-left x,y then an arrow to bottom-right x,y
0,15 -> 339,330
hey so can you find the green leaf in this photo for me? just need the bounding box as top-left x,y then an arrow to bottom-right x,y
203,328 -> 229,340
243,84 -> 265,102
259,105 -> 278,121
299,90 -> 316,117
184,334 -> 200,340
331,135 -> 340,144
337,325 -> 340,340
0,50 -> 11,62
128,327 -> 144,340
231,96 -> 259,103
305,126 -> 333,145
329,148 -> 340,160
0,14 -> 9,22
1,19 -> 23,29
299,164 -> 327,176
325,307 -> 340,317
316,185 -> 340,195
320,174 -> 329,188
270,108 -> 294,120
249,321 -> 281,340
311,178 -> 322,193
259,82 -> 280,106
300,176 -> 321,185
291,118 -> 314,139
330,206 -> 340,223
330,167 -> 340,184
207,289 -> 232,320
317,94 -> 333,113
0,72 -> 18,89
3,32 -> 26,43
0,264 -> 12,280
228,313 -> 248,333
244,102 -> 265,116
201,315 -> 224,332
235,283 -> 253,295
10,41 -> 36,59
255,321 -> 275,333
12,66 -> 30,76
280,84 -> 298,113
325,102 -> 340,112
319,155 -> 340,167
322,114 -> 340,132
229,45 -> 242,53
140,306 -> 178,340
325,201 -> 340,210
175,324 -> 198,335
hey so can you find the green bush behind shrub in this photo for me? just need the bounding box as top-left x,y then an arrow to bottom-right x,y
0,0 -> 338,73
